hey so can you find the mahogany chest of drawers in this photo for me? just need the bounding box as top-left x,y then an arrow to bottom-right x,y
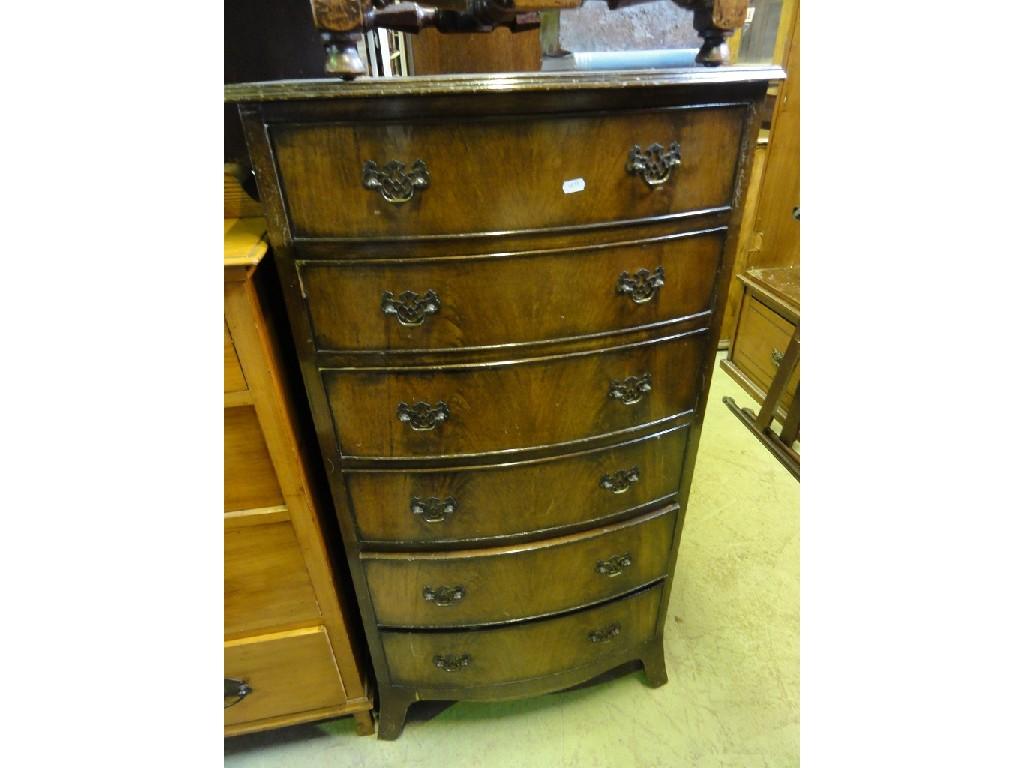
227,67 -> 780,739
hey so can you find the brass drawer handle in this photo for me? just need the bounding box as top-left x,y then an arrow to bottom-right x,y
434,654 -> 471,672
608,373 -> 652,405
595,553 -> 632,577
617,267 -> 665,304
771,348 -> 784,366
626,142 -> 681,187
423,585 -> 465,606
588,623 -> 621,644
411,496 -> 457,524
382,289 -> 440,326
362,159 -> 430,204
224,678 -> 252,709
397,401 -> 449,431
600,466 -> 640,494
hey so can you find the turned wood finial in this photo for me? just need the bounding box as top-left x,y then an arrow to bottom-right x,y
308,0 -> 749,76
691,0 -> 747,66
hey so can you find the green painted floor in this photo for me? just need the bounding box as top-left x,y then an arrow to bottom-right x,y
226,355 -> 800,767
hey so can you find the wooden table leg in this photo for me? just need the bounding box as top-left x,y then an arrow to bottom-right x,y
779,383 -> 799,447
755,326 -> 799,433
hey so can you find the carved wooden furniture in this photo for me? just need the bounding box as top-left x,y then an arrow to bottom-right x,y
224,218 -> 374,736
308,0 -> 748,76
226,66 -> 780,739
720,265 -> 799,478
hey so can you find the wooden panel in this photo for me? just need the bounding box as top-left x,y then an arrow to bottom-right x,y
225,520 -> 321,638
324,331 -> 706,459
731,295 -> 797,410
363,505 -> 675,627
382,583 -> 662,687
300,230 -> 725,353
749,10 -> 798,269
224,405 -> 284,512
410,27 -> 540,76
224,322 -> 248,393
346,426 -> 688,544
719,139 -> 767,344
270,106 -> 746,238
224,627 -> 346,727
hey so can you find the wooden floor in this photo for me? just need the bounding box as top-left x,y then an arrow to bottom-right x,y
225,354 -> 800,766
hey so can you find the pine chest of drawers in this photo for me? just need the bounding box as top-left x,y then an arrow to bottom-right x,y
227,67 -> 780,739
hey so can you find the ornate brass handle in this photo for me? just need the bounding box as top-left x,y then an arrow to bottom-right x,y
382,289 -> 440,326
411,496 -> 456,524
617,267 -> 665,304
434,654 -> 471,672
600,466 -> 640,494
588,623 -> 621,644
608,374 -> 652,405
423,585 -> 465,606
224,678 -> 252,709
626,142 -> 681,187
595,553 -> 633,577
771,348 -> 784,366
397,401 -> 449,431
362,159 -> 430,204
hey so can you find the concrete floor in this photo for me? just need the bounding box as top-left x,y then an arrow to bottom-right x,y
225,355 -> 800,767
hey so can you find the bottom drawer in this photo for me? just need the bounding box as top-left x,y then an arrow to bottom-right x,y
224,626 -> 346,727
381,583 -> 662,689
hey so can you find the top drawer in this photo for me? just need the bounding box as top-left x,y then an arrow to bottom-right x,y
270,106 -> 746,239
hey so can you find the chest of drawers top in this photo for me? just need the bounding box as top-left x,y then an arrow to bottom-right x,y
227,67 -> 782,245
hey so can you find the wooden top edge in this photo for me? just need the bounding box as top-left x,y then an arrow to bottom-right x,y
738,266 -> 800,315
224,217 -> 268,269
224,66 -> 786,103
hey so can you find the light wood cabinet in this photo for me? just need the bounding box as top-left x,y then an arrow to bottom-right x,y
223,218 -> 373,737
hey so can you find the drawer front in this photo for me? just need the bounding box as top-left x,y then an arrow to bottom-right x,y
381,583 -> 662,688
224,627 -> 347,727
224,322 -> 247,393
300,230 -> 724,353
324,331 -> 706,459
225,406 -> 284,512
347,426 -> 688,544
732,295 -> 798,409
225,520 -> 321,638
363,505 -> 676,627
271,106 -> 745,238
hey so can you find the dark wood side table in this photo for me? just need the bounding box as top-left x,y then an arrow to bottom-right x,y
720,266 -> 800,479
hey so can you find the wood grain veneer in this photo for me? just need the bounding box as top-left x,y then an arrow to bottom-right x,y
228,67 -> 779,739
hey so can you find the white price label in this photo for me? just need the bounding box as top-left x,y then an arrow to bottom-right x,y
562,177 -> 586,194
